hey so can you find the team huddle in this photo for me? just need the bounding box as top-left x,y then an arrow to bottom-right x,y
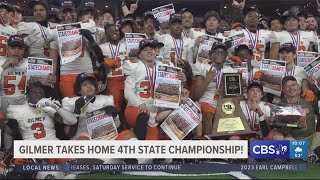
0,0 -> 319,178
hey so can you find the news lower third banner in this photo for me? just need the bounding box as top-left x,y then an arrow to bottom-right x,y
13,140 -> 248,159
14,163 -> 307,173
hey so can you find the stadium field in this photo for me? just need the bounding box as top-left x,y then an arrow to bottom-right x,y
77,162 -> 319,179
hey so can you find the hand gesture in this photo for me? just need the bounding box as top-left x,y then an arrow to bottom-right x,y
130,0 -> 139,13
232,0 -> 246,11
2,57 -> 19,69
79,29 -> 95,43
195,36 -> 204,46
253,100 -> 263,116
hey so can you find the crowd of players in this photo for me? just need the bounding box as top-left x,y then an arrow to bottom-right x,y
0,0 -> 318,178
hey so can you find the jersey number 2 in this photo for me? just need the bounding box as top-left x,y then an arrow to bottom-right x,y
31,123 -> 46,139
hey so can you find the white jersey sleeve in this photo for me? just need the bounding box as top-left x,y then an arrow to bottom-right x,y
124,65 -> 144,107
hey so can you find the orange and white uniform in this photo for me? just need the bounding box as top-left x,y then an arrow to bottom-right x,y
0,58 -> 27,116
230,29 -> 272,67
50,20 -> 96,97
62,95 -> 126,140
270,30 -> 316,51
0,24 -> 17,58
123,60 -> 174,140
193,62 -> 236,114
159,33 -> 194,64
7,102 -> 58,140
99,41 -> 127,112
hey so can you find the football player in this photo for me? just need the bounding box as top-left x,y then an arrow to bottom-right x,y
0,2 -> 17,58
62,73 -> 134,141
0,35 -> 56,116
124,39 -> 175,140
269,12 -> 315,59
159,13 -> 194,65
193,43 -> 237,135
230,7 -> 271,67
2,81 -> 77,178
140,11 -> 161,41
99,24 -> 127,113
180,8 -> 194,39
50,0 -> 104,98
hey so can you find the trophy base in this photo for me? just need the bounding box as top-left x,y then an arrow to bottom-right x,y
270,122 -> 304,129
209,130 -> 257,140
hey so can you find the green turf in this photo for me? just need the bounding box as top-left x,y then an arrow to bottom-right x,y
77,173 -> 235,179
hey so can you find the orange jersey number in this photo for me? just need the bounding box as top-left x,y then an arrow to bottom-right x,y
31,122 -> 46,139
251,44 -> 265,61
139,81 -> 152,99
3,76 -> 26,95
0,36 -> 8,57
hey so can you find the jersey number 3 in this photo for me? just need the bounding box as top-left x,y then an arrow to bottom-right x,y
31,123 -> 46,139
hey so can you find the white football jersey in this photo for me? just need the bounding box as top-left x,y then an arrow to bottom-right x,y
270,30 -> 316,51
124,60 -> 171,108
17,22 -> 55,58
6,102 -> 58,140
192,62 -> 237,107
99,41 -> 127,78
239,101 -> 271,127
0,58 -> 27,115
62,95 -> 115,140
159,34 -> 193,64
0,24 -> 17,58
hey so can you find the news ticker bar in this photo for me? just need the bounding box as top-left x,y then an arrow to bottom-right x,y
14,164 -> 307,172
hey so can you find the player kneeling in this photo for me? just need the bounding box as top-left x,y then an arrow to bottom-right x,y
3,81 -> 77,179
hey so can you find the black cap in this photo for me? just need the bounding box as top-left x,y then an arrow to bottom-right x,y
78,0 -> 95,13
139,39 -> 156,53
102,8 -> 114,17
259,17 -> 268,22
27,0 -> 49,11
203,11 -> 221,23
169,13 -> 182,24
307,13 -> 316,19
153,40 -> 164,48
278,43 -> 296,53
235,44 -> 253,55
49,5 -> 59,17
243,6 -> 259,16
281,11 -> 299,24
142,11 -> 154,21
8,35 -> 24,47
282,76 -> 297,86
179,8 -> 194,15
211,42 -> 227,52
60,0 -> 75,11
248,81 -> 264,93
0,2 -> 14,13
